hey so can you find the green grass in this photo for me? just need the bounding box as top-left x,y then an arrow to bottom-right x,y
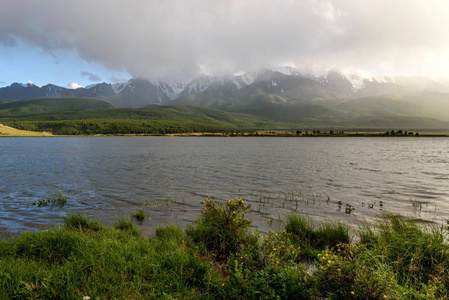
359,214 -> 449,296
114,217 -> 140,237
285,213 -> 351,259
1,199 -> 449,299
63,213 -> 103,231
0,215 -> 218,299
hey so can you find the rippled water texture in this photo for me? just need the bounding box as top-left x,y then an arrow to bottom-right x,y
1,136 -> 449,235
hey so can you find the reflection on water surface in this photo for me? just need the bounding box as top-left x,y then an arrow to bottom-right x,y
1,136 -> 448,235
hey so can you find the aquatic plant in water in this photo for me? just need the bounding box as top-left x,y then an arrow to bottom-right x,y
31,191 -> 67,207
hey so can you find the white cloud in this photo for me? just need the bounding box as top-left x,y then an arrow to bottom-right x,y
67,82 -> 84,89
2,0 -> 449,79
28,80 -> 42,87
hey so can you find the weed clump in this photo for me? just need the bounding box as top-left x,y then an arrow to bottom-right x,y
312,243 -> 400,299
115,218 -> 140,237
63,213 -> 102,231
187,196 -> 256,261
285,213 -> 351,259
32,191 -> 67,207
226,230 -> 310,299
359,214 -> 449,298
132,208 -> 146,221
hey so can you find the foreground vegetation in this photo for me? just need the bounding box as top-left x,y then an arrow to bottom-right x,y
1,197 -> 449,299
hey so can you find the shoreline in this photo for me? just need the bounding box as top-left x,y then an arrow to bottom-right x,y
2,122 -> 449,137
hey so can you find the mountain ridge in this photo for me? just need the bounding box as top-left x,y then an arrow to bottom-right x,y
5,68 -> 449,107
2,68 -> 449,127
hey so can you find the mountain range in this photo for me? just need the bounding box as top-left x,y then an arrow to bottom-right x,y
2,67 -> 449,128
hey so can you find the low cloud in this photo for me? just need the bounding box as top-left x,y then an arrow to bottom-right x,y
81,71 -> 101,82
108,75 -> 128,84
2,0 -> 449,80
67,82 -> 84,89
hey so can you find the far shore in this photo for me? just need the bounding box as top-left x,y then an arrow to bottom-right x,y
0,123 -> 53,137
1,123 -> 448,137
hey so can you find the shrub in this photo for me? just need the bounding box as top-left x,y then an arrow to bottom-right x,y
312,244 -> 400,299
186,196 -> 254,261
225,231 -> 310,299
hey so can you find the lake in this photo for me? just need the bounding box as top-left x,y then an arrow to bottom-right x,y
1,136 -> 449,235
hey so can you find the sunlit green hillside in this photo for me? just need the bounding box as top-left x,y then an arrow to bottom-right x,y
0,97 -> 117,117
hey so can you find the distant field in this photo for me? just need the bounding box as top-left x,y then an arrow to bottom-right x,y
0,123 -> 53,136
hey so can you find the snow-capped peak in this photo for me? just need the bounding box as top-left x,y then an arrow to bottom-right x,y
112,81 -> 130,94
85,83 -> 100,89
265,65 -> 300,76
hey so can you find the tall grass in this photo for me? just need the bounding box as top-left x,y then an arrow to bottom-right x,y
114,217 -> 140,237
0,219 -> 218,299
285,213 -> 351,259
63,213 -> 102,231
359,214 -> 449,297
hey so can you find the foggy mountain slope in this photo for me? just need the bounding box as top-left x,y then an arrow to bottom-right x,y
2,68 -> 449,128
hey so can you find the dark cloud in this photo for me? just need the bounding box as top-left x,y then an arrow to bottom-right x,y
81,71 -> 102,82
1,0 -> 449,80
0,33 -> 17,47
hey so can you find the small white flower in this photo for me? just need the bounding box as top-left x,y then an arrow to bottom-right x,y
83,297 -> 91,300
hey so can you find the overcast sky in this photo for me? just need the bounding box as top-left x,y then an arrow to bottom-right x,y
1,0 -> 449,88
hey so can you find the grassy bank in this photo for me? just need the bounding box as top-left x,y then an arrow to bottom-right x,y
1,197 -> 449,299
0,123 -> 53,137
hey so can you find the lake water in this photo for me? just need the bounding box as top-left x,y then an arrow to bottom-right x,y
1,136 -> 449,235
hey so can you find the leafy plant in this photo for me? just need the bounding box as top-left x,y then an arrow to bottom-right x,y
186,196 -> 255,260
312,244 -> 400,299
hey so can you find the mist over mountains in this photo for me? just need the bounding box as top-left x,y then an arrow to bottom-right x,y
2,67 -> 449,128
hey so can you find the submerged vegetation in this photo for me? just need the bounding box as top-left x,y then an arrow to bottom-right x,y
31,191 -> 67,207
2,197 -> 449,299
